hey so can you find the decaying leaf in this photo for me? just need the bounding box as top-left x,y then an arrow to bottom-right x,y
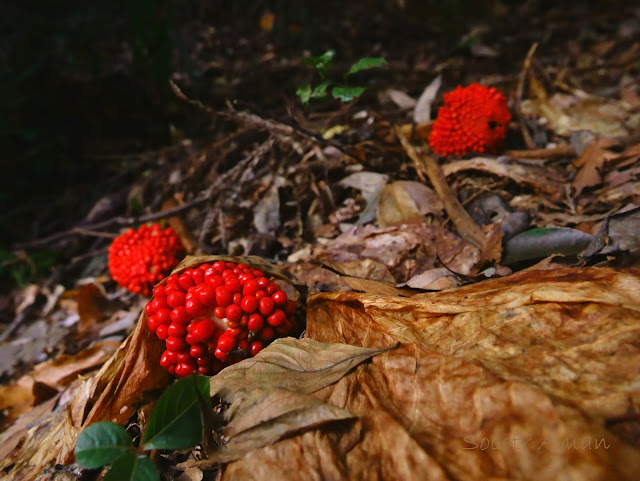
202,338 -> 392,464
376,181 -> 443,227
442,156 -> 564,196
338,172 -> 389,225
523,73 -> 638,138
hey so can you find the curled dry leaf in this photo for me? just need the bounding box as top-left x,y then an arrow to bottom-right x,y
200,338 -> 392,464
442,156 -> 564,196
223,267 -> 640,481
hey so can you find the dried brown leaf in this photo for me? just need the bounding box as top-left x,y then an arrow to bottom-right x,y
249,266 -> 640,481
30,340 -> 120,390
442,157 -> 564,195
203,338 -> 392,464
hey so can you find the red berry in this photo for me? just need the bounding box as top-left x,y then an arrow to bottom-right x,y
242,279 -> 259,296
145,302 -> 158,316
155,309 -> 171,325
226,304 -> 243,322
255,290 -> 266,300
267,309 -> 286,326
166,336 -> 187,352
260,326 -> 275,342
256,277 -> 269,289
259,297 -> 275,316
241,296 -> 258,313
178,273 -> 195,291
175,362 -> 195,377
247,313 -> 264,331
213,261 -> 226,273
168,322 -> 187,337
214,306 -> 226,319
170,307 -> 192,324
153,285 -> 167,298
215,287 -> 233,307
225,277 -> 241,293
265,283 -> 278,295
198,285 -> 217,307
238,339 -> 250,352
167,291 -> 186,308
185,298 -> 207,317
250,341 -> 264,356
233,293 -> 242,305
191,319 -> 215,343
147,315 -> 161,333
156,324 -> 169,340
197,366 -> 210,375
271,290 -> 288,306
190,268 -> 204,284
185,333 -> 197,345
217,331 -> 237,353
214,348 -> 229,362
190,344 -> 206,358
177,352 -> 192,363
160,350 -> 177,367
205,273 -> 224,289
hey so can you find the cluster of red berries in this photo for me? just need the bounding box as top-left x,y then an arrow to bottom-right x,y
144,261 -> 300,377
108,224 -> 184,296
428,83 -> 511,156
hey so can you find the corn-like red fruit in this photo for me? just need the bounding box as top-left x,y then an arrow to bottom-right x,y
145,261 -> 300,377
108,224 -> 184,296
428,83 -> 511,156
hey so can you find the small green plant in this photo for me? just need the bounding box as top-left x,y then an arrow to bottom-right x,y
296,50 -> 386,105
74,375 -> 210,481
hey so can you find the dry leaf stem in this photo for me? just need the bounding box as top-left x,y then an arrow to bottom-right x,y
395,127 -> 485,247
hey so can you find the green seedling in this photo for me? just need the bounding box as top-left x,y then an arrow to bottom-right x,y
297,50 -> 386,105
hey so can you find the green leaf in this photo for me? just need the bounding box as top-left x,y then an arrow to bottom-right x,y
311,81 -> 330,99
345,57 -> 387,76
74,422 -> 133,469
301,50 -> 335,77
194,374 -> 212,409
104,452 -> 159,481
332,86 -> 367,103
296,84 -> 312,105
502,227 -> 595,265
142,375 -> 209,450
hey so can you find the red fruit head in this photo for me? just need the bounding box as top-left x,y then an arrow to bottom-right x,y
108,224 -> 184,296
144,260 -> 301,378
428,83 -> 511,156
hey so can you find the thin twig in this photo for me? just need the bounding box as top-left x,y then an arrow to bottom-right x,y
395,127 -> 485,248
505,144 -> 576,160
515,43 -> 538,149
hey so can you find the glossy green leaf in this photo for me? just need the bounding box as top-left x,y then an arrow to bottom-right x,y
301,50 -> 335,76
502,227 -> 595,264
74,422 -> 133,469
345,57 -> 387,76
142,375 -> 209,450
332,86 -> 367,102
103,452 -> 159,481
194,373 -> 212,409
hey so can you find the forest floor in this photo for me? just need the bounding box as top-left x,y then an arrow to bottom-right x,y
1,2 -> 640,480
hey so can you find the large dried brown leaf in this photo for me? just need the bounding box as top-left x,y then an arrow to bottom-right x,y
224,267 -> 640,481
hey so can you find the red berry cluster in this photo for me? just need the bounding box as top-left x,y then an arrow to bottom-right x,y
428,83 -> 511,156
108,224 -> 185,296
144,261 -> 299,377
